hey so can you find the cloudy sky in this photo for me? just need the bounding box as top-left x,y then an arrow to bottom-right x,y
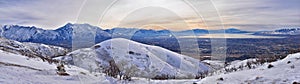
0,0 -> 299,31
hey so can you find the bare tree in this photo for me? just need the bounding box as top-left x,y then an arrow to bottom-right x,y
115,60 -> 140,81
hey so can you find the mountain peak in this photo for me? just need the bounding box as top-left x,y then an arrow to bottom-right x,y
226,28 -> 240,30
56,23 -> 103,31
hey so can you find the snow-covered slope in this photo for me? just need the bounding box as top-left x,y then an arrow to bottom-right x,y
2,47 -> 298,84
0,23 -> 111,48
0,50 -> 112,84
0,37 -> 68,58
254,28 -> 300,36
199,53 -> 300,84
64,38 -> 210,79
0,49 -> 204,84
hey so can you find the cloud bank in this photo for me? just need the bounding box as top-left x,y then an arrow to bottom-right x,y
0,0 -> 299,31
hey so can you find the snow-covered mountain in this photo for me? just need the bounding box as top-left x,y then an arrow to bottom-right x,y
0,23 -> 254,49
0,37 -> 68,58
105,28 -> 174,39
0,23 -> 111,48
0,37 -> 210,83
176,28 -> 249,36
253,28 -> 300,36
62,38 -> 210,79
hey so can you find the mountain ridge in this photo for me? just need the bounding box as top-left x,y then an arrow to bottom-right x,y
1,23 -> 297,49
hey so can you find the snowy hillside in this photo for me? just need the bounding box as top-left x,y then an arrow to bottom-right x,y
63,38 -> 210,79
199,53 -> 300,84
0,50 -> 111,84
0,37 -> 68,58
253,28 -> 300,36
0,47 -> 203,84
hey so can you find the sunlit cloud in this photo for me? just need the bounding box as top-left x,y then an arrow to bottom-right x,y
0,0 -> 299,31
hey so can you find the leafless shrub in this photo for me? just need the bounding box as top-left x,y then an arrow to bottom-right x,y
152,74 -> 175,80
287,61 -> 291,64
293,81 -> 300,84
103,60 -> 120,78
267,64 -> 274,68
291,65 -> 295,69
217,77 -> 224,81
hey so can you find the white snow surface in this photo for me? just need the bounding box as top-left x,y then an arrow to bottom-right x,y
66,38 -> 210,79
0,50 -> 201,84
0,50 -> 107,84
199,53 -> 300,84
0,37 -> 68,58
255,28 -> 300,35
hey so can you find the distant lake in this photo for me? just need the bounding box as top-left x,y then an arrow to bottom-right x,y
178,33 -> 285,38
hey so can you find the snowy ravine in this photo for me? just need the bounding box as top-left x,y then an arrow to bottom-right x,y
63,38 -> 211,79
199,53 -> 300,84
